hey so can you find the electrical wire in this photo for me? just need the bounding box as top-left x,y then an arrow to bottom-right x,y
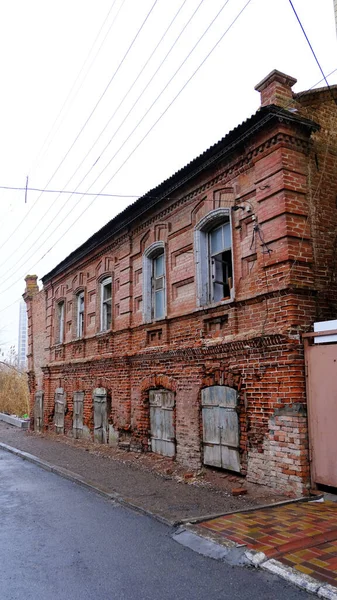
0,0 -> 220,282
29,0 -> 124,174
0,0 -> 191,266
0,0 -> 159,255
0,0 -> 201,279
288,0 -> 337,105
1,20 -> 335,306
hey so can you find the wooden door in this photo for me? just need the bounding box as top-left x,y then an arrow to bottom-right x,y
73,392 -> 84,439
93,388 -> 108,444
149,389 -> 175,457
202,386 -> 240,473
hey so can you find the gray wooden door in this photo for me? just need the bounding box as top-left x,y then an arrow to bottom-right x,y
34,391 -> 44,432
202,385 -> 240,472
54,388 -> 66,434
149,389 -> 175,457
73,392 -> 84,439
93,388 -> 108,444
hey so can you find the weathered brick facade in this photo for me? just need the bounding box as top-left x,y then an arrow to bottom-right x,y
24,71 -> 337,495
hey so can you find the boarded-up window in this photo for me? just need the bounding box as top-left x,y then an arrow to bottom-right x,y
149,389 -> 175,457
73,392 -> 84,439
54,388 -> 66,434
202,385 -> 240,472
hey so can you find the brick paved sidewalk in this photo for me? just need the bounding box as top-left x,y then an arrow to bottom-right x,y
198,501 -> 337,589
0,422 -> 287,524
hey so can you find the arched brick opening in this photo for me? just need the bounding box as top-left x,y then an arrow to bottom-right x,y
136,374 -> 177,454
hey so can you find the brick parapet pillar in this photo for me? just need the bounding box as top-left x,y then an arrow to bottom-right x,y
255,69 -> 297,108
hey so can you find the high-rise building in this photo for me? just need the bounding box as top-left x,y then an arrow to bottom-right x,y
18,301 -> 27,370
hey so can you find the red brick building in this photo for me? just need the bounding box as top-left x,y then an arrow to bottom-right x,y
24,70 -> 337,495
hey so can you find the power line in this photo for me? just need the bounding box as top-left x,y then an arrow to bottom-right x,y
38,0 -> 253,262
1,11 -> 335,302
0,0 -> 214,282
0,185 -> 140,198
0,0 -> 198,280
288,0 -> 337,105
0,0 -> 246,295
29,0 -> 124,174
0,0 -> 159,255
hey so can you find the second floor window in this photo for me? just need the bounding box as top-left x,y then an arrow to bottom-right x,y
209,221 -> 232,302
195,208 -> 234,307
152,252 -> 165,320
56,301 -> 65,344
143,241 -> 166,323
77,292 -> 84,338
101,277 -> 112,331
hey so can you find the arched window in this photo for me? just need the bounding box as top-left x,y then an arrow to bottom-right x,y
100,277 -> 112,332
143,241 -> 166,323
76,291 -> 85,338
56,301 -> 65,344
195,208 -> 234,306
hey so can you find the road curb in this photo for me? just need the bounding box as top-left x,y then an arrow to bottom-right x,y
262,559 -> 337,599
0,442 -> 175,527
174,523 -> 337,598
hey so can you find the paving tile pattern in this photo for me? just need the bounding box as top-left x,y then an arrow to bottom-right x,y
199,501 -> 337,587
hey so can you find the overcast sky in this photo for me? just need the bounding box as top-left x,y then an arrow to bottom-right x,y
0,0 -> 336,354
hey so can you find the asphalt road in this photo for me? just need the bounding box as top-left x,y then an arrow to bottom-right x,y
0,450 -> 311,600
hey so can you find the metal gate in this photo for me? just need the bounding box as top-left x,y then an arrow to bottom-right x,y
149,389 -> 175,457
73,392 -> 84,439
93,388 -> 108,444
54,388 -> 66,434
34,391 -> 44,432
304,332 -> 337,488
202,385 -> 240,472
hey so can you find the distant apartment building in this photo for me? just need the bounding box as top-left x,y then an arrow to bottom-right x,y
18,300 -> 27,370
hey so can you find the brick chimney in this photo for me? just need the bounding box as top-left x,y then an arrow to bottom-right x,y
24,274 -> 39,299
255,70 -> 297,108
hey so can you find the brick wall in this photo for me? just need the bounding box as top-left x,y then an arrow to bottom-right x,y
25,71 -> 337,494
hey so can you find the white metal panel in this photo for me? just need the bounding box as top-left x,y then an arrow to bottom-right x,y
314,319 -> 337,344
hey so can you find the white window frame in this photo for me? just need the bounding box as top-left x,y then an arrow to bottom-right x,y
142,241 -> 166,323
194,208 -> 234,307
77,292 -> 85,338
56,301 -> 65,344
100,277 -> 112,332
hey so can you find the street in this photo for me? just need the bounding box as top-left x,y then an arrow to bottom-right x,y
0,450 -> 311,600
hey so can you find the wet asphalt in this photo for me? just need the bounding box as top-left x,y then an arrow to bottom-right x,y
0,450 -> 311,600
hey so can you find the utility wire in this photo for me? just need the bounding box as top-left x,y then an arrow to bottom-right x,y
29,0 -> 123,174
1,20 -> 335,304
0,0 -> 243,294
288,0 -> 337,105
39,0 -> 253,262
0,0 -> 197,278
3,0 -> 190,264
0,0 -> 214,282
0,0 -> 158,255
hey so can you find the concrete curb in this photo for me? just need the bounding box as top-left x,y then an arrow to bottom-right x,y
174,524 -> 337,598
0,413 -> 30,429
178,494 -> 318,525
0,442 -> 174,527
262,559 -> 337,599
